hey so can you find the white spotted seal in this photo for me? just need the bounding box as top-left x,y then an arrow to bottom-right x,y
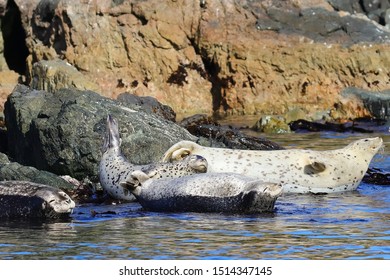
120,172 -> 282,213
99,115 -> 207,201
161,137 -> 383,194
0,181 -> 75,220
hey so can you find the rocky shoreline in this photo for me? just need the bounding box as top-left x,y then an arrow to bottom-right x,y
0,0 -> 390,119
0,0 -> 390,203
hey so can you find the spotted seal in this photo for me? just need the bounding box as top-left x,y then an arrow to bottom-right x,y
0,181 -> 75,220
120,172 -> 282,213
161,137 -> 383,194
99,115 -> 207,201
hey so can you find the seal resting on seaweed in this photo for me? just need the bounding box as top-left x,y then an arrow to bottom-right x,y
99,115 -> 207,201
120,172 -> 282,213
0,181 -> 75,220
161,138 -> 383,194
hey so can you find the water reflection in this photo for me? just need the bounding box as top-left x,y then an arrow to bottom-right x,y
0,133 -> 389,259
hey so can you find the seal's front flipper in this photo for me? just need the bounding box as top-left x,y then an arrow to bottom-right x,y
120,170 -> 151,196
304,161 -> 326,175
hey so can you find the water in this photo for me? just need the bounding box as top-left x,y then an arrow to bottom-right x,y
0,128 -> 389,260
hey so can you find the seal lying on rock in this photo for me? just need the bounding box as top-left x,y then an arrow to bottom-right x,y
99,115 -> 207,201
0,181 -> 75,220
161,137 -> 383,194
120,172 -> 282,213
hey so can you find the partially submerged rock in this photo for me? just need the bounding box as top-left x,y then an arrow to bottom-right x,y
180,114 -> 284,150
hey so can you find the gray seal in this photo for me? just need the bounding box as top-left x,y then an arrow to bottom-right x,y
0,181 -> 75,220
121,172 -> 282,214
99,115 -> 207,201
162,137 -> 383,194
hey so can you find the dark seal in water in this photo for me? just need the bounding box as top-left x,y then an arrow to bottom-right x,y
0,181 -> 75,220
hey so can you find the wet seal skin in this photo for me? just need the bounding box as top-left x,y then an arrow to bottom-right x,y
0,181 -> 75,220
121,172 -> 282,214
162,138 -> 383,194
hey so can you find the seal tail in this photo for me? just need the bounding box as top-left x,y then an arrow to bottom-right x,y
161,141 -> 199,162
102,115 -> 121,152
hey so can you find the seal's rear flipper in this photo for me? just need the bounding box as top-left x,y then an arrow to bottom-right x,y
304,161 -> 326,175
102,115 -> 121,152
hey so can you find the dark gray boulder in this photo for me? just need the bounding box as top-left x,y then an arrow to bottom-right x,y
4,84 -> 196,180
0,152 -> 74,190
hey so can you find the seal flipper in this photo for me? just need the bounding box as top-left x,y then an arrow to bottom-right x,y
120,170 -> 151,196
102,115 -> 121,152
304,161 -> 326,175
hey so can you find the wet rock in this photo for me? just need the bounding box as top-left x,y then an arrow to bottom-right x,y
117,92 -> 176,122
289,119 -> 373,133
180,114 -> 284,150
0,152 -> 74,190
30,59 -> 101,93
363,167 -> 390,185
4,84 -> 196,180
252,116 -> 291,134
179,114 -> 219,135
341,87 -> 390,120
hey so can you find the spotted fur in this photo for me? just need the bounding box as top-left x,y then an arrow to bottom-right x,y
0,181 -> 75,219
161,138 -> 383,194
121,172 -> 282,213
99,115 -> 207,201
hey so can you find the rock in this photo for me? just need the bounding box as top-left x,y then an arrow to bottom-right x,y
0,152 -> 9,164
0,152 -> 74,190
180,114 -> 284,150
30,59 -> 101,93
0,70 -> 20,112
1,0 -> 390,120
363,167 -> 390,185
4,84 -> 196,180
179,114 -> 219,135
252,116 -> 291,134
117,92 -> 176,122
284,107 -> 307,124
289,119 -> 373,133
340,87 -> 390,120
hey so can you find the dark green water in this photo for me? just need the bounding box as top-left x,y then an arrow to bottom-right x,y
0,130 -> 389,260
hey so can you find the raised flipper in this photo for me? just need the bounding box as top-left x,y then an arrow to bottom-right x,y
120,170 -> 151,196
304,161 -> 326,175
161,141 -> 199,162
102,115 -> 121,152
